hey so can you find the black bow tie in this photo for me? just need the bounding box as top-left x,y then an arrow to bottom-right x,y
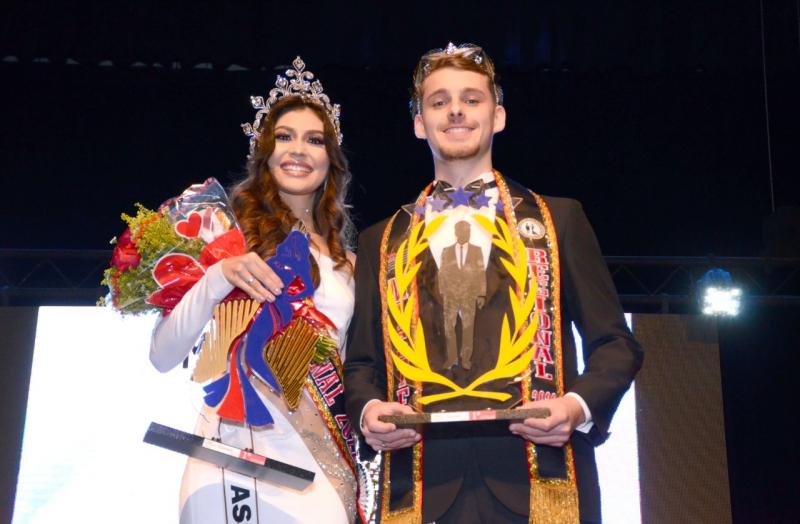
431,179 -> 497,203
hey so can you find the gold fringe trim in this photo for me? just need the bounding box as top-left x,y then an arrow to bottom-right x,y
382,510 -> 422,524
529,480 -> 581,524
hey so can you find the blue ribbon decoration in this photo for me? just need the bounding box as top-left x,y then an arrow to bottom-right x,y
203,231 -> 317,425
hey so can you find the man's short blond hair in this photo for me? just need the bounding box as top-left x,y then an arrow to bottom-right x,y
410,43 -> 503,118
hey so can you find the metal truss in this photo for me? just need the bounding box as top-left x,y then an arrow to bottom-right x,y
2,250 -> 799,313
0,249 -> 110,306
606,256 -> 800,312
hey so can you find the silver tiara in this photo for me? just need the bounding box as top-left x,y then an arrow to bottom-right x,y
422,42 -> 485,76
241,56 -> 342,156
410,42 -> 501,118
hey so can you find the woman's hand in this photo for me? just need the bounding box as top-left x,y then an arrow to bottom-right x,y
220,253 -> 284,302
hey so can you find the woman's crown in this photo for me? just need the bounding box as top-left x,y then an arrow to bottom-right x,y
242,56 -> 342,157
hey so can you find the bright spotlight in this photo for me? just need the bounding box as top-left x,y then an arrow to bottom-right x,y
698,269 -> 742,316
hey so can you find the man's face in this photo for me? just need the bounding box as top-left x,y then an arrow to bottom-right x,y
414,67 -> 505,162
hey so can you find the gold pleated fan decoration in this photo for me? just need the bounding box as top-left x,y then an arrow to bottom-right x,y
193,299 -> 260,383
264,319 -> 321,410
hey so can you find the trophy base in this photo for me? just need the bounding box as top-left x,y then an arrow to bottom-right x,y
143,422 -> 315,490
379,407 -> 550,426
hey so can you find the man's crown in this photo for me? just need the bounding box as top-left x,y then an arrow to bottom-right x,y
410,42 -> 502,117
242,56 -> 342,157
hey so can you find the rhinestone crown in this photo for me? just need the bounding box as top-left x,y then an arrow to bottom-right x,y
242,56 -> 342,156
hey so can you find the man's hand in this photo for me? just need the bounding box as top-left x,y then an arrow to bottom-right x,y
509,396 -> 586,447
362,401 -> 421,452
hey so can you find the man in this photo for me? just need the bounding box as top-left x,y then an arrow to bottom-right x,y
438,220 -> 486,369
345,43 -> 642,524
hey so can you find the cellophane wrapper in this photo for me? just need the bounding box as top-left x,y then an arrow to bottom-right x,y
101,178 -> 245,315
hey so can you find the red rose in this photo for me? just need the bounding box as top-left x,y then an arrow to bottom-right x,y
111,229 -> 141,271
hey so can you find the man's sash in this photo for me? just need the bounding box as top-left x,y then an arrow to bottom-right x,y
376,172 -> 579,524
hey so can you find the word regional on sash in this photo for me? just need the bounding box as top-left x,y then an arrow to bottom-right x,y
310,361 -> 344,406
528,248 -> 555,381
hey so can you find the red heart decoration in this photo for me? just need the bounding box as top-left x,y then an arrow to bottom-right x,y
175,212 -> 202,238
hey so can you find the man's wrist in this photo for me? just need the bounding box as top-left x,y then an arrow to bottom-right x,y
360,399 -> 382,431
565,392 -> 594,433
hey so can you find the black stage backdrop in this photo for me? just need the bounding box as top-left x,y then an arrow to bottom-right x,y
1,0 -> 799,256
2,1 -> 799,522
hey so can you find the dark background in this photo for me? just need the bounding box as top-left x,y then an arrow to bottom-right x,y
2,1 -> 799,522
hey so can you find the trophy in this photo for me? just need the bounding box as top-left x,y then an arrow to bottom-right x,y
379,210 -> 555,427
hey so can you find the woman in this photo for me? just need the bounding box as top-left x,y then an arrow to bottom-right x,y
150,58 -> 358,524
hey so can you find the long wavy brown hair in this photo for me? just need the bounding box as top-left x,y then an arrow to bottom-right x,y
230,96 -> 355,281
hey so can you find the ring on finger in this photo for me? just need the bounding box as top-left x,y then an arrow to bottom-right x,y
246,276 -> 255,284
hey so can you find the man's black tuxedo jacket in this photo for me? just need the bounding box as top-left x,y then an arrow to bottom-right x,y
343,191 -> 643,523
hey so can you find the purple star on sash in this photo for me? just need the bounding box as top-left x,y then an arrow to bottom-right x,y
449,186 -> 473,208
494,196 -> 521,214
473,192 -> 491,209
414,203 -> 426,216
428,196 -> 447,212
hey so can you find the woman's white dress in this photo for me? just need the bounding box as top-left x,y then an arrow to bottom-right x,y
150,253 -> 355,524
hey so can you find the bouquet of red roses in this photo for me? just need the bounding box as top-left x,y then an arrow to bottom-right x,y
100,178 -> 247,315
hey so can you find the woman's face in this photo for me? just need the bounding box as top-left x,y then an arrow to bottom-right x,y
267,107 -> 330,198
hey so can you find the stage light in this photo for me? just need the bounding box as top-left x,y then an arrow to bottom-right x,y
698,269 -> 742,316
